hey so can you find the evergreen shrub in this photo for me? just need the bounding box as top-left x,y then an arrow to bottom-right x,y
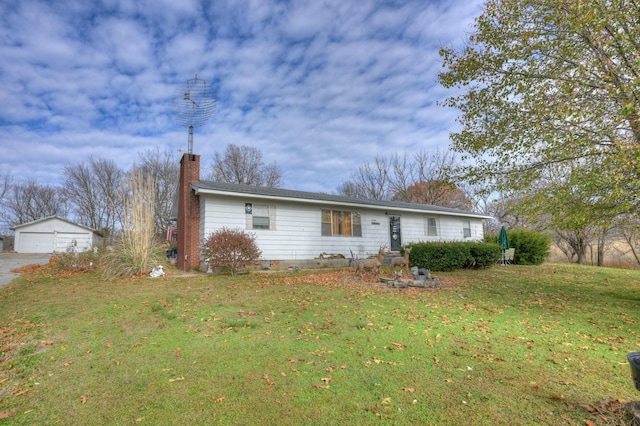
409,242 -> 470,272
507,229 -> 551,265
468,242 -> 503,268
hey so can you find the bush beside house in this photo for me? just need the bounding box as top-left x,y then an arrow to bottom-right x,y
202,227 -> 261,276
408,242 -> 502,272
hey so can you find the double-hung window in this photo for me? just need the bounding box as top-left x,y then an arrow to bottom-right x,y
426,217 -> 438,236
321,210 -> 362,237
246,203 -> 272,230
463,220 -> 472,238
252,204 -> 270,229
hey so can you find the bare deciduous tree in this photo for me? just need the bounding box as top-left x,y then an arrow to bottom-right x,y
0,179 -> 68,226
136,148 -> 179,234
207,144 -> 283,187
0,172 -> 10,201
63,157 -> 123,234
337,149 -> 471,209
338,155 -> 392,200
619,219 -> 640,266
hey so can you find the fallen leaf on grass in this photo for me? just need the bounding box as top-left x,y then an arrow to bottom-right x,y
402,388 -> 415,393
391,342 -> 406,350
321,377 -> 332,384
0,410 -> 17,419
216,397 -> 225,403
580,403 -> 596,413
81,395 -> 89,404
313,384 -> 329,389
262,374 -> 275,385
168,376 -> 185,382
61,360 -> 73,367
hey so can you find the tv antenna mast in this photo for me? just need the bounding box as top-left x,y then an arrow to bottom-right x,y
172,74 -> 216,153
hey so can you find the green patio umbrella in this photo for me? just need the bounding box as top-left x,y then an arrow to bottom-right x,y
498,226 -> 509,250
498,226 -> 509,265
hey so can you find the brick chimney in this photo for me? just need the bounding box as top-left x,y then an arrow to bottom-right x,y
177,153 -> 200,271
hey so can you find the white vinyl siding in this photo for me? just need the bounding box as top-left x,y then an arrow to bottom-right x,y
200,195 -> 486,260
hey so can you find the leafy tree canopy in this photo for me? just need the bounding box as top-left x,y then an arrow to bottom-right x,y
439,0 -> 640,220
400,180 -> 472,210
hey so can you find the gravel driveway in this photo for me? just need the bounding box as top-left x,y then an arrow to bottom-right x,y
0,253 -> 51,288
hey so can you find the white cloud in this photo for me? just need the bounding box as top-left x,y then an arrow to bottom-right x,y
0,0 -> 483,194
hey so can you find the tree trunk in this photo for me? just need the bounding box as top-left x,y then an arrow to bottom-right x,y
576,236 -> 588,265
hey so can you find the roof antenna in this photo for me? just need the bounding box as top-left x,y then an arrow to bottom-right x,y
172,74 -> 216,153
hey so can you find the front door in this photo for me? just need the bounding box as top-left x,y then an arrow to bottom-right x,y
389,216 -> 401,251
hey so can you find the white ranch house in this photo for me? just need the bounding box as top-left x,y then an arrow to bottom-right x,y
194,181 -> 488,260
175,154 -> 491,271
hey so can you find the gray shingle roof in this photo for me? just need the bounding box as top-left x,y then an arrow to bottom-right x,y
192,180 -> 490,219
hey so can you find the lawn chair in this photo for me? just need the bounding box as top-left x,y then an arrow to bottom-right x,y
504,248 -> 515,265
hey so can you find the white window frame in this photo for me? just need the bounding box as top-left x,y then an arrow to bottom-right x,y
426,217 -> 438,237
246,203 -> 275,230
463,220 -> 472,238
252,204 -> 270,230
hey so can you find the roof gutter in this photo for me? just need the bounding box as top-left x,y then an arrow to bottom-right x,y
192,186 -> 493,220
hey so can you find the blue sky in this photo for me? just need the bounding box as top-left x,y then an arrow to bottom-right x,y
0,0 -> 484,193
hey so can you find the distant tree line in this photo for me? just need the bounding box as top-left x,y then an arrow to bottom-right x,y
1,140 -> 637,267
0,148 -> 179,239
0,144 -> 284,240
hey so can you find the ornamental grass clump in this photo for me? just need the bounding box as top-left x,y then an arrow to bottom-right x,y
202,227 -> 261,276
101,168 -> 164,279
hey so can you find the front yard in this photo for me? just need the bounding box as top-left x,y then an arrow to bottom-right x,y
1,264 -> 639,424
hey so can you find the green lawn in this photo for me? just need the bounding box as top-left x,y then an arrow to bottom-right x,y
1,263 -> 639,425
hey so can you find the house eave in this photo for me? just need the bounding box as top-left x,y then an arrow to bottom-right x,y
192,186 -> 493,220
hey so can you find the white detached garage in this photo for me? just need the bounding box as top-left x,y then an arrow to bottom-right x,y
11,216 -> 101,254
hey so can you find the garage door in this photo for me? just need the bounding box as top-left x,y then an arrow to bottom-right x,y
54,233 -> 91,253
18,232 -> 55,253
